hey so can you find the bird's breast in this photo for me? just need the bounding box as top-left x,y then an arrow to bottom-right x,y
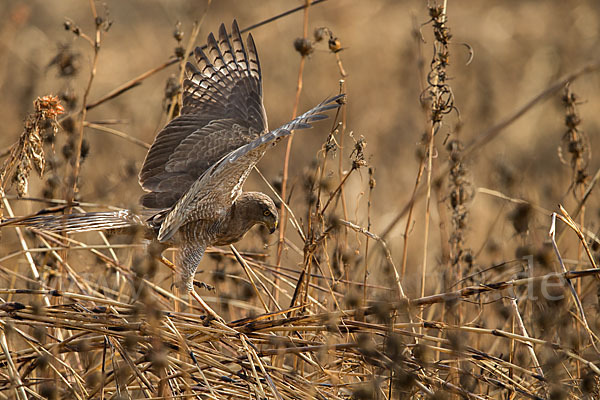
176,210 -> 253,247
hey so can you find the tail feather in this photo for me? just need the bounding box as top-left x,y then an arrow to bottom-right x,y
2,210 -> 144,233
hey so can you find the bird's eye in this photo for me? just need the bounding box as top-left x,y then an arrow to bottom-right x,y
263,210 -> 271,216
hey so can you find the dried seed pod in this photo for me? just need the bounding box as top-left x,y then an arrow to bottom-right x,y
293,37 -> 313,56
80,138 -> 90,160
173,21 -> 184,42
313,27 -> 328,42
1,95 -> 63,197
271,174 -> 282,193
59,87 -> 78,110
47,44 -> 81,77
328,37 -> 342,53
174,46 -> 185,59
510,203 -> 533,234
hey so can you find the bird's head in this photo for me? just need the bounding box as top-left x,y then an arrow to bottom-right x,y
242,192 -> 279,234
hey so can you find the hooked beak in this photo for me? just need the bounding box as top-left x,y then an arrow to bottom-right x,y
269,220 -> 278,234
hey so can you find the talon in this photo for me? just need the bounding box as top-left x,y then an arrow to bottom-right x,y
193,280 -> 215,292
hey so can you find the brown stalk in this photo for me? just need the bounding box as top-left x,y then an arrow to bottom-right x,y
276,0 -> 312,269
230,244 -> 273,313
362,168 -> 374,304
68,1 -> 102,204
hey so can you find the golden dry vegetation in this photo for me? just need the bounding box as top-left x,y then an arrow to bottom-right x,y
1,1 -> 600,399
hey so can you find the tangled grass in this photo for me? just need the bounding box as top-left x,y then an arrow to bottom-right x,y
2,1 -> 600,399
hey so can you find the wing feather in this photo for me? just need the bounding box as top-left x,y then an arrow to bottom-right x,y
139,21 -> 266,210
157,94 -> 344,242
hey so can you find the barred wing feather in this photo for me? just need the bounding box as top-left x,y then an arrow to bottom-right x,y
157,94 -> 344,242
140,20 -> 267,210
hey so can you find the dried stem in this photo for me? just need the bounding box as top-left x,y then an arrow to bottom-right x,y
276,0 -> 312,269
68,3 -> 102,204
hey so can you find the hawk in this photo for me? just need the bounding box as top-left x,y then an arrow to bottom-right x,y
3,21 -> 342,319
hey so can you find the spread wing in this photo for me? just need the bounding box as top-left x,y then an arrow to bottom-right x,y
139,20 -> 267,210
157,94 -> 344,242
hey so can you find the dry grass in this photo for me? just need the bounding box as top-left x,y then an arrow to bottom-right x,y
1,1 -> 600,399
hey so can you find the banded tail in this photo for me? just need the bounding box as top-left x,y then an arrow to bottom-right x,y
1,210 -> 144,233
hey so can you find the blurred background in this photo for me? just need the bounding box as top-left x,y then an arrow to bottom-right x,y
1,0 -> 599,300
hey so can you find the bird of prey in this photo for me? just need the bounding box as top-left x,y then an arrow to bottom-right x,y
3,21 -> 343,319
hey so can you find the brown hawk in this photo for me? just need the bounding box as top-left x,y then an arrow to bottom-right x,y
3,21 -> 342,319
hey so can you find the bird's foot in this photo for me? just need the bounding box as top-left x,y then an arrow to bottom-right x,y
160,256 -> 231,329
194,280 -> 215,292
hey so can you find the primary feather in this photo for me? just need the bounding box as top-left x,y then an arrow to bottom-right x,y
139,20 -> 266,210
